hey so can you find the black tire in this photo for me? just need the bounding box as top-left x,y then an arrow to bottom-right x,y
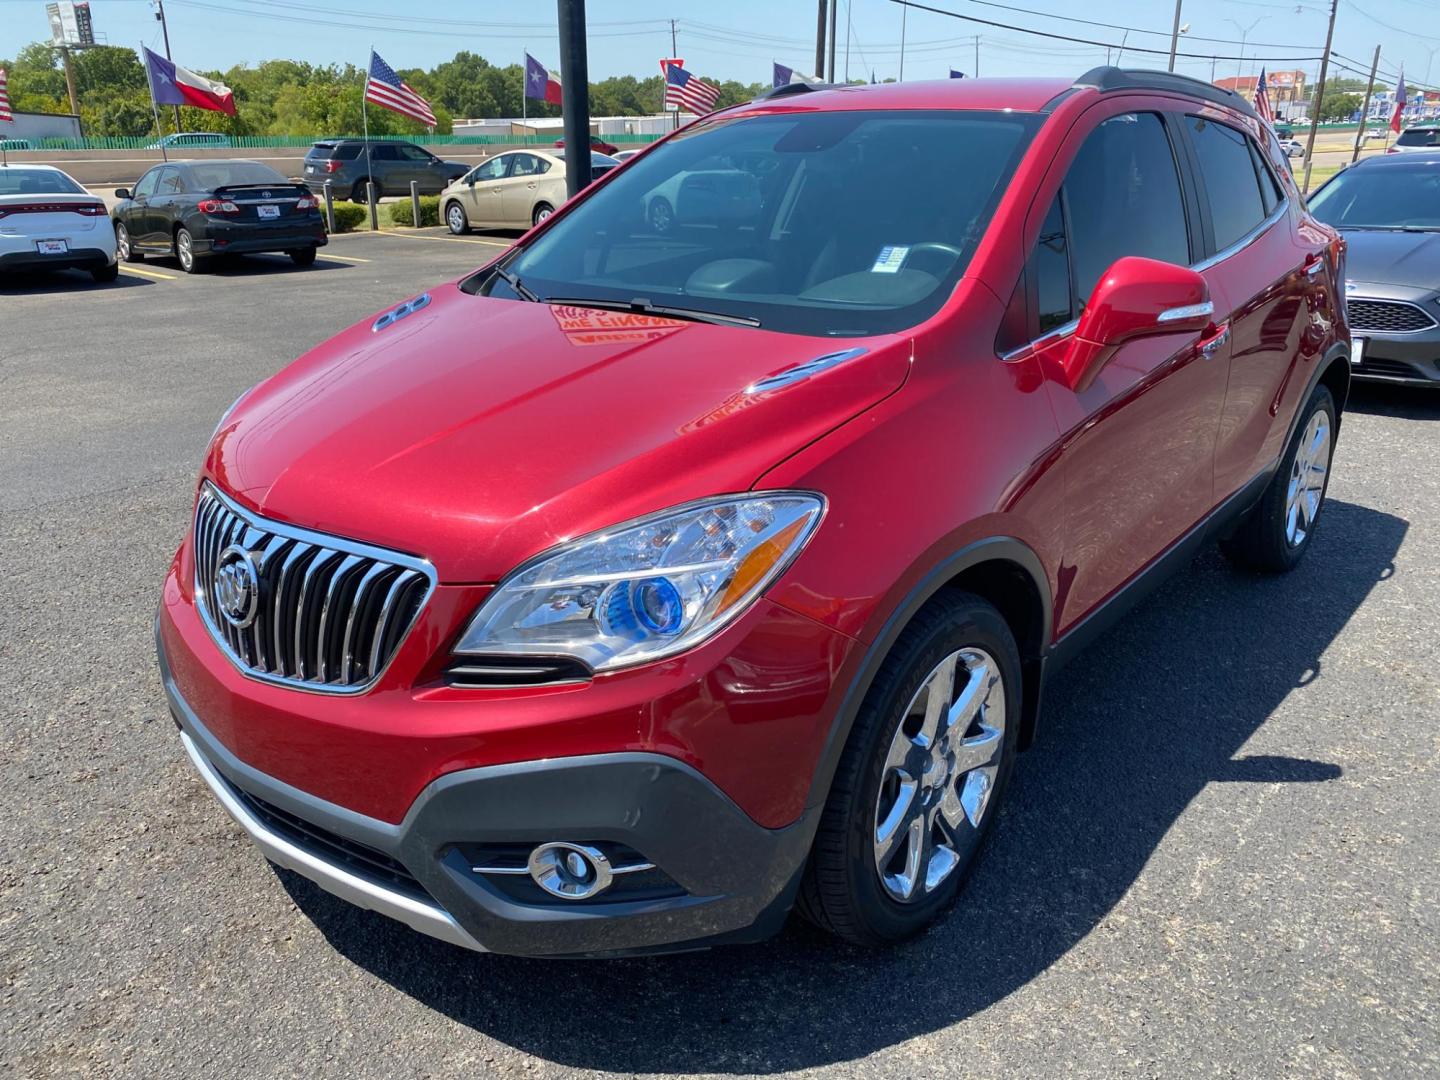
289,247 -> 317,267
91,263 -> 119,283
1220,384 -> 1337,573
351,179 -> 378,204
532,202 -> 554,227
798,591 -> 1022,946
445,200 -> 470,235
115,222 -> 142,262
174,228 -> 207,274
647,196 -> 674,233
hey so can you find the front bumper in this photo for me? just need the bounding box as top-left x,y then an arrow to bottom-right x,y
1347,287 -> 1440,385
160,628 -> 818,958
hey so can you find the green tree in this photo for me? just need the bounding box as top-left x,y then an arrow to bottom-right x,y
1320,91 -> 1362,122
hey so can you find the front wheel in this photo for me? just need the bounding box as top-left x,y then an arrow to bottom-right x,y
647,196 -> 673,233
532,202 -> 554,226
1220,384 -> 1336,573
445,201 -> 469,235
798,592 -> 1020,946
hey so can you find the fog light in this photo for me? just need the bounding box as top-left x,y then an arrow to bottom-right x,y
527,842 -> 614,900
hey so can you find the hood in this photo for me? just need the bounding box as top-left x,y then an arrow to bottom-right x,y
209,284 -> 912,582
1340,228 -> 1440,290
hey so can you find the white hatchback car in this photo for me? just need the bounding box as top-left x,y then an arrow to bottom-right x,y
0,164 -> 118,282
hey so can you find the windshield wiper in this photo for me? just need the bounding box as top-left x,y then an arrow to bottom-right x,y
542,296 -> 760,328
491,263 -> 539,302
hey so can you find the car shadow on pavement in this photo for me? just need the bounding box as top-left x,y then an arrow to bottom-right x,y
278,497 -> 1404,1074
1344,383 -> 1440,421
0,270 -> 151,294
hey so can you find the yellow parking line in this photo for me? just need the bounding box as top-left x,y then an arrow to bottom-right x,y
372,229 -> 512,247
316,252 -> 371,263
120,265 -> 178,281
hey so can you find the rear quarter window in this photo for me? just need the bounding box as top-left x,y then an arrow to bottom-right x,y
1186,116 -> 1271,251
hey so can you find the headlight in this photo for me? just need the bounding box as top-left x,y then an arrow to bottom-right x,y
453,493 -> 824,673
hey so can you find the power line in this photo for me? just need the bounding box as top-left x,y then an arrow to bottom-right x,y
887,0 -> 1326,62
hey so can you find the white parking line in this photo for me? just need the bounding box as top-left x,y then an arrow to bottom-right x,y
316,252 -> 371,264
369,230 -> 512,248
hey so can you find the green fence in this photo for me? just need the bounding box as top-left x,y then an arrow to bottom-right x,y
11,132 -> 667,151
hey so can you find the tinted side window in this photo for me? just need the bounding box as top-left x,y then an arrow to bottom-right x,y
371,144 -> 399,161
1187,116 -> 1268,250
1248,139 -> 1283,215
397,145 -> 432,161
511,154 -> 544,176
337,143 -> 362,160
1034,194 -> 1072,332
1066,113 -> 1190,309
133,169 -> 162,198
473,156 -> 509,182
157,167 -> 185,194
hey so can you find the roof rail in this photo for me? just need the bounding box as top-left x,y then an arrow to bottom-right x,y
755,81 -> 839,101
1073,65 -> 1258,120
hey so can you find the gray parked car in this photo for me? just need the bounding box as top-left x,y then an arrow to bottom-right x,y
303,139 -> 469,203
1307,150 -> 1440,385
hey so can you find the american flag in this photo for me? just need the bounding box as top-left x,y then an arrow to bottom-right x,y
664,64 -> 721,115
0,68 -> 12,123
1254,68 -> 1274,127
365,51 -> 436,128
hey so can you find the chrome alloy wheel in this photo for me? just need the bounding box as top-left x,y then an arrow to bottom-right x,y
1285,409 -> 1331,548
873,647 -> 1005,903
116,223 -> 131,261
446,202 -> 466,234
176,229 -> 194,272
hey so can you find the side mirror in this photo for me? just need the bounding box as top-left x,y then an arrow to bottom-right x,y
114,188 -> 132,200
1063,256 -> 1213,392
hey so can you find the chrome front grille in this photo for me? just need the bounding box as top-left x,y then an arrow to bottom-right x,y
192,484 -> 434,693
1347,299 -> 1437,335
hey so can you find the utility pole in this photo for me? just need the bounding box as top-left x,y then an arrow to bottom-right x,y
815,0 -> 827,80
557,0 -> 590,199
1351,44 -> 1381,164
827,0 -> 838,82
844,0 -> 851,83
1301,0 -> 1338,193
670,18 -> 679,130
1167,0 -> 1183,73
974,36 -> 979,78
153,0 -> 182,133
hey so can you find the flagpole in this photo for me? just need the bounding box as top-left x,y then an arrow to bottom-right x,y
362,48 -> 373,195
141,44 -> 168,161
522,48 -> 528,145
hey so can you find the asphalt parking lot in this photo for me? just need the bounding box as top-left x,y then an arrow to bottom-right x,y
2,229 -> 1438,1079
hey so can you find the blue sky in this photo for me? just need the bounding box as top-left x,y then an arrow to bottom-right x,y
2,0 -> 1436,92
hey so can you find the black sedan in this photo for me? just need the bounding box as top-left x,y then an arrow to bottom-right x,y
1308,151 -> 1440,386
113,159 -> 326,274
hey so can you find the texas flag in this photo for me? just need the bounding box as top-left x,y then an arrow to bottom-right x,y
772,62 -> 820,89
1390,66 -> 1407,134
143,45 -> 236,116
525,53 -> 562,105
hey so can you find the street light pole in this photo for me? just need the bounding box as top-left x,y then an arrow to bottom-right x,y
153,0 -> 182,134
557,0 -> 590,200
1227,16 -> 1267,83
1167,0 -> 1183,73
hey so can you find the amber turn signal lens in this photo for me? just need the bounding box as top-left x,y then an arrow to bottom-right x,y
716,517 -> 808,614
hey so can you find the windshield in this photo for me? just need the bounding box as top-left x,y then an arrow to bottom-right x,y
1396,128 -> 1439,148
479,109 -> 1039,336
0,168 -> 85,195
1308,162 -> 1440,229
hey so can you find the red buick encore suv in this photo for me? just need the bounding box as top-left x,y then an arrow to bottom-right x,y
157,68 -> 1350,957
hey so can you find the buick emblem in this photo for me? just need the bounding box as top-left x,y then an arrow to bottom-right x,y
214,545 -> 260,629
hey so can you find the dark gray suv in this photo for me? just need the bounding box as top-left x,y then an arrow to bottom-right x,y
304,139 -> 469,203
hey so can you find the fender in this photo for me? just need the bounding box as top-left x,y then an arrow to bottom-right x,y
1284,339 -> 1351,449
802,535 -> 1053,813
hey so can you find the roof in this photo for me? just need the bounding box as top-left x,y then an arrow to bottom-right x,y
1353,149 -> 1440,166
0,163 -> 63,170
745,77 -> 1074,114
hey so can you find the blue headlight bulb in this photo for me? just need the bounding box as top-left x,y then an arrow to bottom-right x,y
631,577 -> 684,635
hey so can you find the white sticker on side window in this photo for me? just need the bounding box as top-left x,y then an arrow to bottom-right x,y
871,245 -> 909,273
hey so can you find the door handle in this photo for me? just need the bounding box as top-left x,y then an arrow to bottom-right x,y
1200,322 -> 1230,358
